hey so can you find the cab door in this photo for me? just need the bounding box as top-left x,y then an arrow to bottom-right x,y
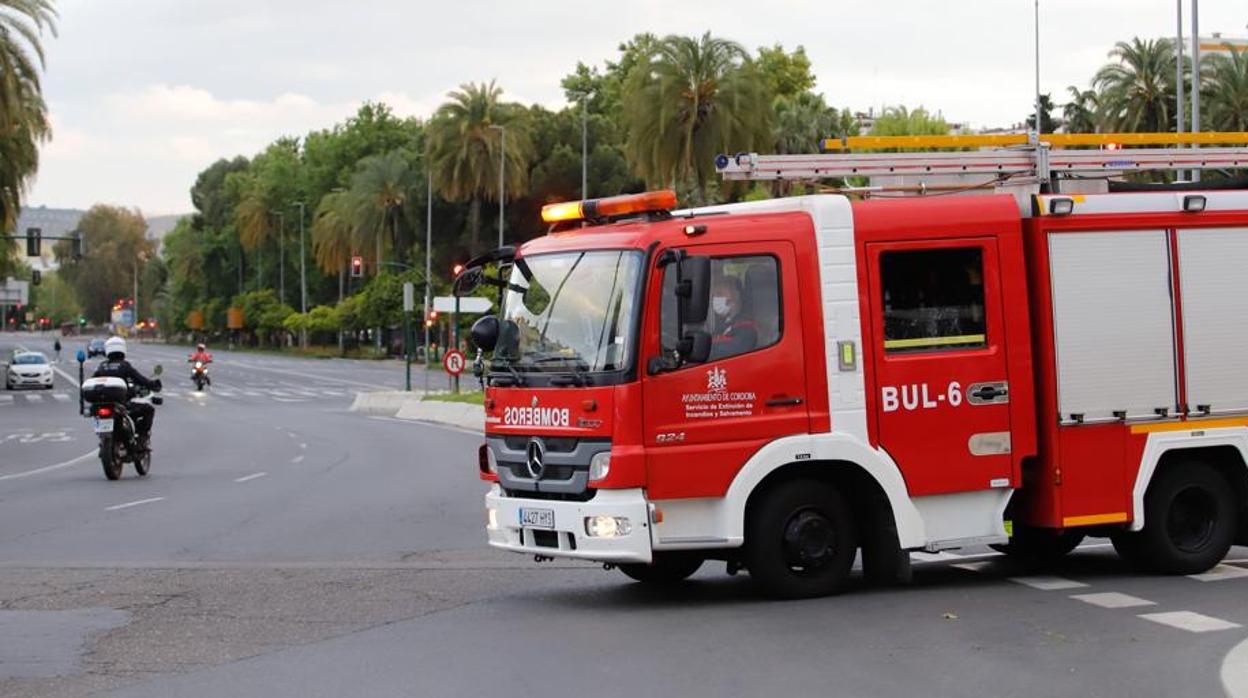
642,242 -> 809,499
866,238 -> 1013,496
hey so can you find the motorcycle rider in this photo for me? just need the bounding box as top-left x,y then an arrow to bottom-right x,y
93,336 -> 162,451
188,343 -> 213,385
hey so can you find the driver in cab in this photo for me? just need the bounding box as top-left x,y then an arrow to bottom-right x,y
708,277 -> 757,360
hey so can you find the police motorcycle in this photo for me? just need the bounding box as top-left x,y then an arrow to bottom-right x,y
191,359 -> 209,391
80,364 -> 164,480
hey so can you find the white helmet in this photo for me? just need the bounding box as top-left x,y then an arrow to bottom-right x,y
104,336 -> 127,358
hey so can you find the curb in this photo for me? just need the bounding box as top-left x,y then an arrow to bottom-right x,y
348,390 -> 418,415
395,399 -> 485,432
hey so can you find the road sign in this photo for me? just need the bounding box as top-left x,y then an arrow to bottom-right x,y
0,279 -> 29,305
403,282 -> 415,312
443,349 -> 466,376
433,296 -> 492,313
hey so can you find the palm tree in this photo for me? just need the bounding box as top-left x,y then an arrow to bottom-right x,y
0,0 -> 57,236
1093,38 -> 1178,133
1062,86 -> 1100,134
1203,48 -> 1248,132
621,32 -> 771,201
426,81 -> 532,254
343,150 -> 419,271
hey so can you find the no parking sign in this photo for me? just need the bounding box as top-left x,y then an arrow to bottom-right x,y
442,349 -> 466,376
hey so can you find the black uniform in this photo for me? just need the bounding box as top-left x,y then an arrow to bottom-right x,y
93,357 -> 160,440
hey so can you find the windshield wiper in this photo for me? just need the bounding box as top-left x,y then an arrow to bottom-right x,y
527,354 -> 593,387
489,353 -> 527,387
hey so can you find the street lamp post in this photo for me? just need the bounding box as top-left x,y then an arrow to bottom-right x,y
1033,0 -> 1042,138
271,210 -> 286,306
293,201 -> 308,348
425,170 -> 432,393
489,124 -> 505,248
580,94 -> 588,199
1191,0 -> 1201,183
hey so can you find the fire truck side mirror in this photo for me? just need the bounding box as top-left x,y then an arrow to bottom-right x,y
470,316 -> 500,352
677,256 -> 711,325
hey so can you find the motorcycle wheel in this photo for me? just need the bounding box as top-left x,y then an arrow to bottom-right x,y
100,435 -> 123,481
133,446 -> 151,476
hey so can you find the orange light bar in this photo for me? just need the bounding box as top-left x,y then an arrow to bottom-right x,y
541,190 -> 678,225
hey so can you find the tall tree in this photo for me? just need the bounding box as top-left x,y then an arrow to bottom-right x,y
1024,93 -> 1060,133
621,32 -> 772,201
0,0 -> 56,255
1062,86 -> 1100,134
756,44 -> 816,99
54,205 -> 153,323
426,81 -> 532,254
869,106 -> 949,136
1203,48 -> 1248,132
1093,38 -> 1178,133
341,150 -> 421,271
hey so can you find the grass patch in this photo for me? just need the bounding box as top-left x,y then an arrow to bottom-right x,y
422,391 -> 485,405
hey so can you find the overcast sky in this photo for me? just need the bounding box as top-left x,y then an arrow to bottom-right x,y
25,0 -> 1247,214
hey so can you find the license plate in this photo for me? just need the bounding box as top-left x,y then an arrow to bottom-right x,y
93,418 -> 114,434
519,508 -> 555,529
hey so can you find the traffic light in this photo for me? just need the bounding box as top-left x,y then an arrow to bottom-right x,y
78,316 -> 87,326
452,263 -> 465,277
25,228 -> 41,257
31,270 -> 41,285
350,256 -> 363,278
72,232 -> 84,260
425,310 -> 438,328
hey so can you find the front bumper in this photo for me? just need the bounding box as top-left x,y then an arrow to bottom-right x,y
485,485 -> 653,563
8,373 -> 52,388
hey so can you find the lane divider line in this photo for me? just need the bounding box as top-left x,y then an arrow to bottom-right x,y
1070,592 -> 1156,609
234,472 -> 267,483
290,455 -> 305,464
1008,575 -> 1089,591
105,497 -> 165,512
0,451 -> 96,482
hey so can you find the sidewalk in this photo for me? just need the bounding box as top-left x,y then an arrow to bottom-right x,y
350,391 -> 483,433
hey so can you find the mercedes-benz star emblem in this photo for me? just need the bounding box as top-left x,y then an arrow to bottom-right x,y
525,438 -> 546,479
531,396 -> 539,408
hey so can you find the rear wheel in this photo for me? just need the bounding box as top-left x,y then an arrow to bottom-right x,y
1135,462 -> 1237,574
618,554 -> 703,586
133,442 -> 151,477
99,435 -> 122,481
745,479 -> 856,599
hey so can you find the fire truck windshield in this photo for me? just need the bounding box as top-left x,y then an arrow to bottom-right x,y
496,250 -> 643,375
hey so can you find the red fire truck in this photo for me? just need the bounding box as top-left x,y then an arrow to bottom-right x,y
458,134 -> 1248,598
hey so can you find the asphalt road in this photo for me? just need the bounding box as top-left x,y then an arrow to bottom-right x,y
2,330 -> 1248,697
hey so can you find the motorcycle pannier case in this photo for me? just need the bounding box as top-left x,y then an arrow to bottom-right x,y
81,376 -> 128,403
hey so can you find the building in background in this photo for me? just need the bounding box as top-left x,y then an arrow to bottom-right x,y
10,206 -> 187,274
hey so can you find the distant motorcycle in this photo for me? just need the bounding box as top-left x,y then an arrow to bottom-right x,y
81,365 -> 164,480
191,360 -> 209,391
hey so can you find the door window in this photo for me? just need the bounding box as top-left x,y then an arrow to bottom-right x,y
880,248 -> 986,353
660,255 -> 782,362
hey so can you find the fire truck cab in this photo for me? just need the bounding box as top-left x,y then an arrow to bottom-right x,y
463,186 -> 1248,598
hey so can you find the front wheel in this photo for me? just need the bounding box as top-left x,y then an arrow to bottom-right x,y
618,554 -> 703,586
745,479 -> 857,599
133,442 -> 151,477
1134,463 -> 1237,574
99,435 -> 122,481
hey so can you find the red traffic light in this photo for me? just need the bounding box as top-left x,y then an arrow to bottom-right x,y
452,263 -> 465,276
350,256 -> 364,277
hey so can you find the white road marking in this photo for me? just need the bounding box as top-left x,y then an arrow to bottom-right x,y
1008,575 -> 1089,591
1190,564 -> 1248,582
1070,592 -> 1156,609
216,390 -> 237,398
243,390 -> 264,397
105,497 -> 165,512
51,393 -> 69,402
1221,635 -> 1248,697
234,472 -> 267,483
0,395 -> 12,405
0,451 -> 96,482
951,560 -> 998,573
299,442 -> 307,450
1139,611 -> 1242,633
290,455 -> 304,464
911,551 -> 965,562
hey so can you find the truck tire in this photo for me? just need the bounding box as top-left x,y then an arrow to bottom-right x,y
1135,462 -> 1237,575
618,554 -> 703,586
745,479 -> 856,599
992,527 -> 1085,566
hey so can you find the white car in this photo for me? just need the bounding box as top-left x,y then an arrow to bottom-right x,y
6,351 -> 55,390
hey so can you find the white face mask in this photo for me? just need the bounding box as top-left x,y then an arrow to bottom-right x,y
712,296 -> 731,316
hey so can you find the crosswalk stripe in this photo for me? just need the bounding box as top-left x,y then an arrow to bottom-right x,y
0,395 -> 12,405
1189,564 -> 1248,582
52,393 -> 70,402
1139,611 -> 1242,633
1071,592 -> 1156,609
1008,575 -> 1089,591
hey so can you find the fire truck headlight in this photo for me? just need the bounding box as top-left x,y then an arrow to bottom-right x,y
588,451 -> 611,481
486,506 -> 499,530
584,516 -> 631,538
